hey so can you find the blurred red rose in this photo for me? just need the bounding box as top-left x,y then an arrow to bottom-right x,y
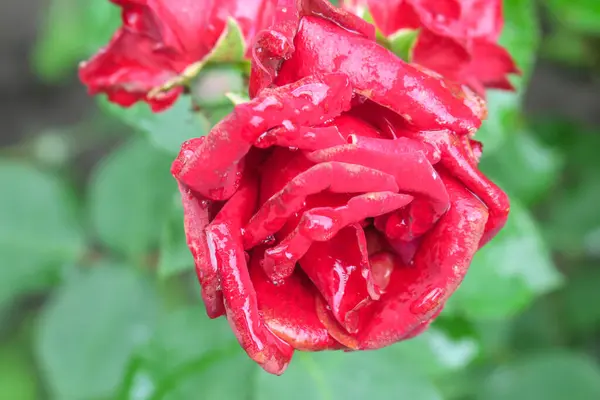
341,0 -> 519,94
172,0 -> 509,375
79,0 -> 277,111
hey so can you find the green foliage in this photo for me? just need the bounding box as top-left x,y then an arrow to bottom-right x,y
36,264 -> 159,399
33,0 -> 119,82
388,29 -> 420,62
121,308 -> 251,399
99,99 -> 211,156
0,161 -> 84,306
257,351 -> 444,400
480,129 -> 564,205
450,201 -> 562,319
546,0 -> 600,36
5,0 -> 599,399
88,138 -> 176,260
478,351 -> 600,400
157,200 -> 194,279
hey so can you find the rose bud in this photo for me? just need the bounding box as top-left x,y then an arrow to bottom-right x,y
172,0 -> 509,375
341,0 -> 519,95
79,0 -> 277,111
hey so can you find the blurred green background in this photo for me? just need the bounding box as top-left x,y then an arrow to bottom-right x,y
1,0 -> 600,399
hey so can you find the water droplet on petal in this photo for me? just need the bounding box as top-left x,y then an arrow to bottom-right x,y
410,287 -> 445,315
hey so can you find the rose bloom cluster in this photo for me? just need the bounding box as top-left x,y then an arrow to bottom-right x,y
81,0 -> 516,375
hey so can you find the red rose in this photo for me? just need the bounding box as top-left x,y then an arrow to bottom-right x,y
79,0 -> 277,111
172,0 -> 509,375
341,0 -> 519,94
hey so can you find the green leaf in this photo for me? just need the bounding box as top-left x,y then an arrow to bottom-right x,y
255,350 -> 443,400
158,198 -> 193,279
122,307 -> 251,400
88,138 -> 176,259
480,129 -> 564,205
389,328 -> 479,377
0,339 -> 39,400
388,29 -> 419,62
501,0 -> 540,86
449,201 -> 562,319
208,18 -> 247,63
543,172 -> 600,259
478,351 -> 600,400
475,91 -> 521,154
36,264 -> 159,400
99,98 -> 210,155
32,0 -> 119,82
0,161 -> 84,306
561,266 -> 600,338
546,0 -> 600,36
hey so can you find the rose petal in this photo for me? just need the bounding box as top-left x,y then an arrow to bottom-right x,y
173,73 -> 353,200
276,16 -> 482,134
261,191 -> 413,282
250,251 -> 342,350
299,224 -> 375,333
244,162 -> 400,248
356,175 -> 488,349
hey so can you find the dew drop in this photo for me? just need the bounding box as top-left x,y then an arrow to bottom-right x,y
410,287 -> 445,315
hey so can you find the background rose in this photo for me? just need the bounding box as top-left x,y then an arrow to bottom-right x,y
79,0 -> 277,111
173,0 -> 508,375
341,0 -> 519,94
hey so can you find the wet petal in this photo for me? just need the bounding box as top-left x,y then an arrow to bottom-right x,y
261,191 -> 412,281
356,176 -> 488,349
307,142 -> 449,239
300,224 -> 376,333
250,0 -> 374,96
244,162 -> 400,248
250,252 -> 342,350
177,183 -> 224,318
255,125 -> 346,151
276,16 -> 482,134
207,221 -> 293,374
173,73 -> 353,200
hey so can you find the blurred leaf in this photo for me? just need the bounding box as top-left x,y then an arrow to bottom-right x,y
36,264 -> 159,400
478,351 -> 600,400
208,18 -> 247,63
546,0 -> 600,36
543,172 -> 600,258
256,350 -> 443,400
88,138 -> 175,259
0,339 -> 38,400
205,104 -> 236,126
158,197 -> 193,279
99,98 -> 210,155
389,29 -> 419,62
509,299 -> 565,352
477,0 -> 539,153
480,129 -> 564,205
561,266 -> 600,338
33,0 -> 119,82
192,67 -> 246,109
123,307 -> 252,400
541,28 -> 594,68
501,0 -> 540,85
0,161 -> 83,306
476,92 -> 522,154
449,201 -> 562,319
390,328 -> 479,377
